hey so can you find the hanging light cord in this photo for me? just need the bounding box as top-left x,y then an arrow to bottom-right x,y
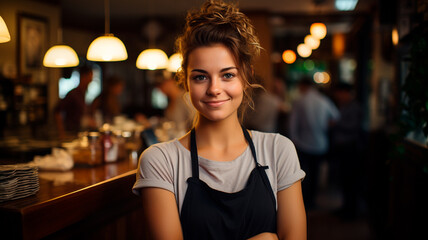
105,0 -> 110,34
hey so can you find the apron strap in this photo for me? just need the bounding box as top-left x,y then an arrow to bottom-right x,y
241,125 -> 259,166
241,127 -> 276,206
190,128 -> 199,179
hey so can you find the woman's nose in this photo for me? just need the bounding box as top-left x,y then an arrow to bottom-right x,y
206,78 -> 221,96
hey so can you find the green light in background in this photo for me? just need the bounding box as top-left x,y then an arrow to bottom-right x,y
304,60 -> 315,71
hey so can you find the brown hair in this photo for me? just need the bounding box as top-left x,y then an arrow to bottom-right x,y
175,0 -> 262,121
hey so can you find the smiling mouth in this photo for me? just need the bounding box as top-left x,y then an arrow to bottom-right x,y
203,99 -> 229,107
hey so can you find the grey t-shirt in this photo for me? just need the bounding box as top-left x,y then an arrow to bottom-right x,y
132,130 -> 305,213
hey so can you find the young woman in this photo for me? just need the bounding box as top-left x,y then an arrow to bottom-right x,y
132,1 -> 307,239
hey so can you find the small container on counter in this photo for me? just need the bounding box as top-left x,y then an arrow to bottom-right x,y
122,130 -> 139,164
72,131 -> 103,167
114,129 -> 126,161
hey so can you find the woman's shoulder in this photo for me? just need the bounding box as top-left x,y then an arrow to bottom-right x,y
250,130 -> 294,147
141,139 -> 185,159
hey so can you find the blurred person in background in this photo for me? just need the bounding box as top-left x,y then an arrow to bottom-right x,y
154,70 -> 195,132
54,64 -> 94,139
91,75 -> 125,125
272,76 -> 293,136
330,82 -> 364,220
288,77 -> 340,210
244,76 -> 286,133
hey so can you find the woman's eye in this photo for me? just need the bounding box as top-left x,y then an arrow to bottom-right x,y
192,75 -> 207,81
223,73 -> 235,79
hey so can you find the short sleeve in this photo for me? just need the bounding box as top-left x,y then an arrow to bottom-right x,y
274,135 -> 306,191
132,145 -> 175,196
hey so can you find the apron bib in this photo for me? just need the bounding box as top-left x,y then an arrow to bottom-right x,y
180,126 -> 277,240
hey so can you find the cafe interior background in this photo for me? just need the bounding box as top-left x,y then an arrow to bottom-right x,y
0,0 -> 427,239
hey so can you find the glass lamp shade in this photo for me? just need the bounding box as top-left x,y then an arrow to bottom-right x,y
297,43 -> 312,58
43,45 -> 79,68
136,49 -> 169,70
310,23 -> 327,39
0,16 -> 11,43
167,53 -> 183,72
304,35 -> 320,49
87,34 -> 128,61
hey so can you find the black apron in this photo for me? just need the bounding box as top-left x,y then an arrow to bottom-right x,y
180,126 -> 277,240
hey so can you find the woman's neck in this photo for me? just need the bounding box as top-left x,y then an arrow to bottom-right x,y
194,115 -> 245,151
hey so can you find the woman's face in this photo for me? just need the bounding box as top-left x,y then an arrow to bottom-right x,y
187,44 -> 244,123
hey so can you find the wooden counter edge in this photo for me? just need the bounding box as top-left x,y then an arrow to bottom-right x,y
5,169 -> 141,240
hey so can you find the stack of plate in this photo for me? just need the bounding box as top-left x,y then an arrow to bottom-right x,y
0,164 -> 39,202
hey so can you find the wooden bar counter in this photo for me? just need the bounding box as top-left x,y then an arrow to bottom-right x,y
0,158 -> 146,240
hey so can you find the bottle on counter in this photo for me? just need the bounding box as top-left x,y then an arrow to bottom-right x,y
101,124 -> 118,163
114,129 -> 126,161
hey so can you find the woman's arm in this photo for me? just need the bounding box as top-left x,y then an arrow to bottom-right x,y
141,187 -> 183,240
247,232 -> 278,240
276,180 -> 307,240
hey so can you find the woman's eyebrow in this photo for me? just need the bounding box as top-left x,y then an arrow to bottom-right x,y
191,69 -> 207,73
220,67 -> 238,72
190,67 -> 237,73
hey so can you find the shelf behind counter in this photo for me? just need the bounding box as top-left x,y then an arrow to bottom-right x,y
0,158 -> 147,240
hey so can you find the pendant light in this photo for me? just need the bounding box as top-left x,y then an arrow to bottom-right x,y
87,0 -> 127,61
167,53 -> 183,72
43,29 -> 79,68
136,20 -> 168,70
136,49 -> 168,70
43,45 -> 79,67
0,16 -> 11,43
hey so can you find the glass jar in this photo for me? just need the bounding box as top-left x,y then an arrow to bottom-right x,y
72,131 -> 102,166
87,132 -> 103,166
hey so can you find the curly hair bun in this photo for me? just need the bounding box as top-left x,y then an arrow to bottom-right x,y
175,0 -> 263,121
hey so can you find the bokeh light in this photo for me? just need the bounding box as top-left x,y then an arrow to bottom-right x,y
304,35 -> 320,49
297,44 -> 312,58
304,60 -> 315,71
313,71 -> 331,84
310,23 -> 327,39
282,50 -> 297,64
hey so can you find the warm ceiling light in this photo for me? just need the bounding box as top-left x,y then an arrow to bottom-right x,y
297,43 -> 312,58
335,0 -> 358,11
282,50 -> 296,64
86,0 -> 127,62
304,35 -> 320,49
167,53 -> 183,72
392,27 -> 399,46
310,23 -> 327,39
136,49 -> 169,70
43,45 -> 79,67
333,33 -> 346,58
0,16 -> 11,43
87,34 -> 127,61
